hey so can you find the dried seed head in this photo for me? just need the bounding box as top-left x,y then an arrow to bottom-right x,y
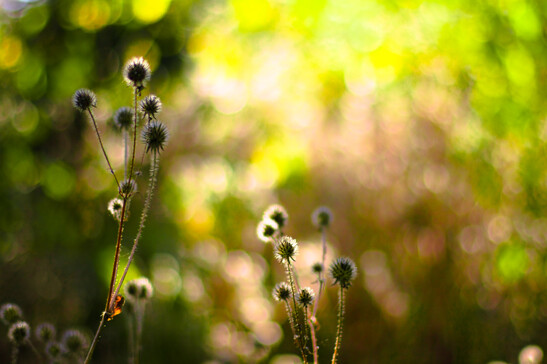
35,323 -> 56,343
72,89 -> 97,111
46,341 -> 62,359
329,257 -> 357,289
263,204 -> 288,229
274,236 -> 299,263
312,206 -> 333,229
123,57 -> 151,88
61,329 -> 88,353
119,179 -> 137,197
8,321 -> 30,345
256,218 -> 279,243
114,106 -> 133,130
142,120 -> 168,153
272,282 -> 291,302
140,95 -> 162,119
312,262 -> 323,274
0,303 -> 23,325
125,277 -> 154,301
107,198 -> 124,221
297,287 -> 315,307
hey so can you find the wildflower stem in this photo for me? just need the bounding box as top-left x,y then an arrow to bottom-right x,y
135,301 -> 145,364
107,197 -> 128,311
128,87 -> 139,183
308,313 -> 319,364
124,129 -> 128,180
84,312 -> 107,364
11,344 -> 18,364
86,109 -> 120,190
286,261 -> 308,364
112,151 -> 159,307
332,287 -> 346,364
310,227 -> 326,363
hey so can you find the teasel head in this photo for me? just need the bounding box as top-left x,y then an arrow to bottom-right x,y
123,57 -> 151,89
296,287 -> 315,308
272,282 -> 292,302
257,218 -> 279,243
35,323 -> 56,343
329,257 -> 357,289
46,341 -> 62,360
142,120 -> 169,153
125,277 -> 154,301
263,204 -> 288,230
0,303 -> 23,325
61,329 -> 89,354
140,95 -> 162,120
119,179 -> 137,198
114,106 -> 133,130
312,206 -> 333,229
274,236 -> 299,264
8,321 -> 30,345
312,262 -> 323,275
72,89 -> 97,112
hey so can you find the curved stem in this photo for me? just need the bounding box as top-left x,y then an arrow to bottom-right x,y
331,287 -> 346,364
84,313 -> 107,364
112,151 -> 159,308
87,109 -> 120,190
308,312 -> 319,364
106,198 -> 128,311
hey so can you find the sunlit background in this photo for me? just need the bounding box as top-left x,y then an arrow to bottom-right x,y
0,0 -> 546,362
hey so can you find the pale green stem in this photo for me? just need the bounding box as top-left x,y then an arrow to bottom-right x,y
286,261 -> 308,364
84,313 -> 107,364
331,287 -> 346,364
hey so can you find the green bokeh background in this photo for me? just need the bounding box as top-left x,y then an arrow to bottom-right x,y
0,0 -> 546,363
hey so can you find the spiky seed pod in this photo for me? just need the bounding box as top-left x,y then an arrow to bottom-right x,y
274,236 -> 299,263
8,321 -> 30,345
107,198 -> 124,221
114,107 -> 133,130
263,204 -> 288,229
312,262 -> 323,274
297,287 -> 315,308
142,120 -> 168,153
61,330 -> 89,353
256,218 -> 279,243
329,257 -> 357,289
72,89 -> 97,111
272,282 -> 292,302
140,95 -> 162,118
119,179 -> 137,197
35,323 -> 56,343
46,341 -> 62,359
312,206 -> 333,229
0,303 -> 23,325
123,57 -> 151,88
125,277 -> 154,301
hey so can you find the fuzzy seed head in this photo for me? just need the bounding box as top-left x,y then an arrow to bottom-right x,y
329,257 -> 357,289
140,95 -> 162,118
142,120 -> 168,153
312,206 -> 333,229
263,204 -> 288,229
312,262 -> 323,274
8,321 -> 30,345
0,303 -> 23,325
123,57 -> 151,88
46,341 -> 62,359
61,330 -> 88,353
119,179 -> 137,197
125,277 -> 154,301
35,323 -> 56,343
272,282 -> 292,302
107,198 -> 125,221
256,218 -> 279,243
72,89 -> 96,111
297,287 -> 315,307
114,107 -> 133,130
274,236 -> 299,263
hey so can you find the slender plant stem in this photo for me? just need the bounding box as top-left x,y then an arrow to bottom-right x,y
286,261 -> 308,364
309,227 -> 327,363
86,109 -> 120,190
308,312 -> 319,364
106,197 -> 129,311
128,88 -> 139,183
11,344 -> 18,364
84,313 -> 107,364
124,130 -> 128,180
127,311 -> 135,364
27,341 -> 42,362
112,151 -> 159,307
331,287 -> 346,364
135,301 -> 145,364
284,301 -> 298,346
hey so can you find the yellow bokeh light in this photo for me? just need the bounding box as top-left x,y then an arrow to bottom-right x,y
132,0 -> 171,24
0,35 -> 23,69
71,0 -> 111,31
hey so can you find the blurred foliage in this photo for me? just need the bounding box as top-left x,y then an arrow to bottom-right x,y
0,0 -> 546,363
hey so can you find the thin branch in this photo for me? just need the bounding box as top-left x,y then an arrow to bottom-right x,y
86,109 -> 120,190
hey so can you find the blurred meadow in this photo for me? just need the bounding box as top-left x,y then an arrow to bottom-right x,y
0,0 -> 546,362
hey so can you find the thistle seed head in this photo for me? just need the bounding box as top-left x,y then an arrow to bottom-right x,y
142,120 -> 168,153
0,303 -> 23,325
72,89 -> 96,111
125,277 -> 154,301
297,287 -> 315,308
61,329 -> 88,354
272,282 -> 291,302
274,236 -> 299,263
119,179 -> 137,197
107,198 -> 124,221
312,206 -> 333,229
329,257 -> 357,289
46,341 -> 62,359
35,323 -> 56,343
114,106 -> 133,130
123,57 -> 151,88
8,321 -> 30,345
312,262 -> 323,274
140,95 -> 162,119
263,204 -> 288,229
256,218 -> 279,243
